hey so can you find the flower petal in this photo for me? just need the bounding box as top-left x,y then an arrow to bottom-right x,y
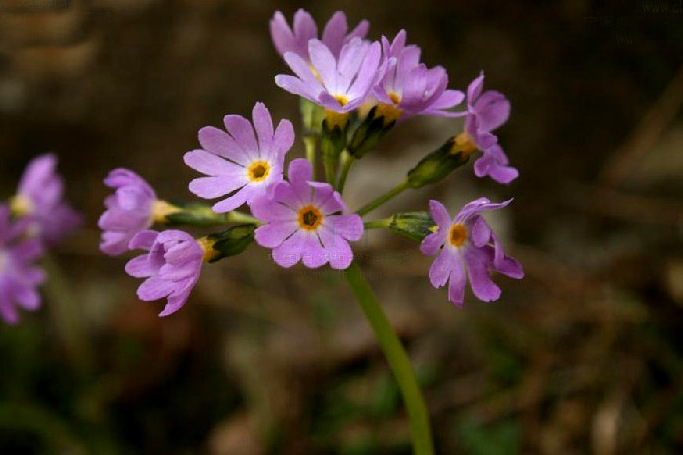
464,248 -> 501,302
429,247 -> 456,288
255,221 -> 298,248
272,230 -> 306,268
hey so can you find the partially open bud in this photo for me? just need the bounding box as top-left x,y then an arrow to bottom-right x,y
406,134 -> 475,188
388,211 -> 436,242
347,104 -> 399,159
197,224 -> 256,263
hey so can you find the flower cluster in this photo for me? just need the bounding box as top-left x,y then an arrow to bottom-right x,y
99,8 -> 523,314
1,154 -> 81,324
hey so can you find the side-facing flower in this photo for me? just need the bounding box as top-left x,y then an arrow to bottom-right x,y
275,38 -> 383,113
99,169 -> 160,256
125,229 -> 204,317
185,102 -> 294,213
460,73 -> 518,184
373,30 -> 464,121
12,153 -> 81,245
252,158 -> 363,269
270,9 -> 369,62
420,198 -> 523,305
0,205 -> 45,324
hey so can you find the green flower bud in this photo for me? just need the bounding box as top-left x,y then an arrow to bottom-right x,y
199,224 -> 256,263
388,211 -> 436,242
347,104 -> 399,159
406,134 -> 475,188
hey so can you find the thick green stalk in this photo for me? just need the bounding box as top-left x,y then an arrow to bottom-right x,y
363,219 -> 391,230
304,135 -> 317,179
356,180 -> 410,216
344,262 -> 434,455
337,151 -> 354,193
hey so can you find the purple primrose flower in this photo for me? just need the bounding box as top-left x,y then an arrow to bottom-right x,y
185,102 -> 294,213
462,73 -> 518,184
99,169 -> 157,256
252,159 -> 363,270
0,205 -> 45,324
270,9 -> 369,62
421,198 -> 523,306
373,30 -> 464,119
125,229 -> 204,317
14,153 -> 81,245
275,37 -> 383,113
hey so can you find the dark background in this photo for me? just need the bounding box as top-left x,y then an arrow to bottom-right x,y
1,0 -> 682,453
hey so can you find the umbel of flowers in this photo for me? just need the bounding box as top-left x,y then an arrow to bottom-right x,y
0,154 -> 81,324
98,9 -> 523,455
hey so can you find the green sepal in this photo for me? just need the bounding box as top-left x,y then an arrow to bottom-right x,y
347,105 -> 397,159
388,212 -> 436,242
299,97 -> 325,136
204,224 -> 256,263
406,137 -> 470,189
164,203 -> 232,227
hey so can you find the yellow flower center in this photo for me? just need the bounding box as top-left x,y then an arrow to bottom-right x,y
297,205 -> 323,231
334,95 -> 349,107
10,195 -> 33,216
247,160 -> 270,183
450,132 -> 477,157
448,223 -> 468,247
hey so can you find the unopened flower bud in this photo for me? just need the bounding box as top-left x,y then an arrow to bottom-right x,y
388,211 -> 436,242
347,104 -> 399,159
198,224 -> 256,263
406,134 -> 475,188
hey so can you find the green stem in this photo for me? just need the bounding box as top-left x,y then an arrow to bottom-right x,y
344,262 -> 434,455
42,254 -> 94,378
364,218 -> 392,230
304,135 -> 317,179
337,151 -> 354,193
356,180 -> 410,217
323,153 -> 336,185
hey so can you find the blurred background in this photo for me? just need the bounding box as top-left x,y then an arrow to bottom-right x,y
1,0 -> 683,453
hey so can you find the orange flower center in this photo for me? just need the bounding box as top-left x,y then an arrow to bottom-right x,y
298,205 -> 323,231
448,223 -> 468,247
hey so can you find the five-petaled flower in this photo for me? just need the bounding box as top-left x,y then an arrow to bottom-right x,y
125,229 -> 204,317
0,204 -> 45,324
270,9 -> 369,63
252,158 -> 364,269
185,102 -> 294,213
372,30 -> 464,121
275,37 -> 383,113
13,153 -> 82,245
99,169 -> 159,256
421,198 -> 523,305
459,73 -> 518,184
